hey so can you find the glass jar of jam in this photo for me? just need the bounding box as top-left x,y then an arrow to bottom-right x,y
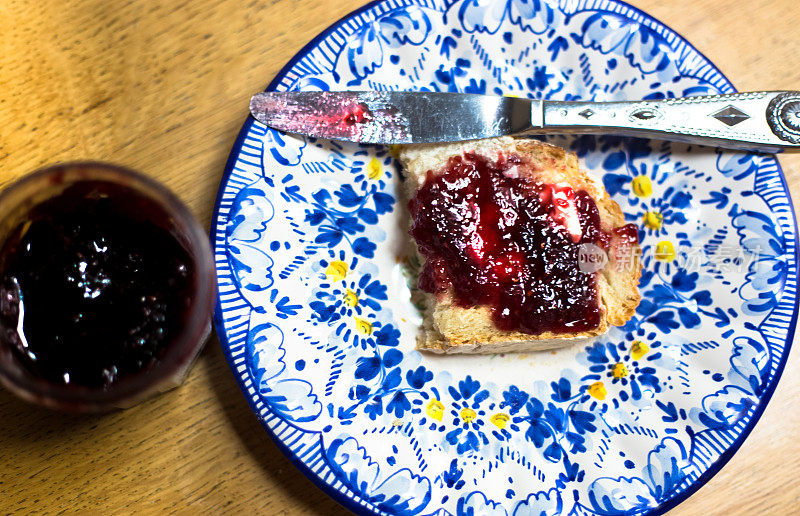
0,163 -> 214,412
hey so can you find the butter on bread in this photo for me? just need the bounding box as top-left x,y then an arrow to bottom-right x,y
398,136 -> 642,354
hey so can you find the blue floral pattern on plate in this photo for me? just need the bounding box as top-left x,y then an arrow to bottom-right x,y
212,1 -> 799,514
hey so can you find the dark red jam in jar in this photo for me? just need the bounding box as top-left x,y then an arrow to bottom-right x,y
409,152 -> 638,334
0,164 -> 213,410
0,181 -> 193,388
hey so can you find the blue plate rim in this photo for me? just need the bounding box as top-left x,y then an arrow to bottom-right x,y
210,0 -> 800,514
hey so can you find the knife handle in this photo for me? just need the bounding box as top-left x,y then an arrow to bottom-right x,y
538,91 -> 800,152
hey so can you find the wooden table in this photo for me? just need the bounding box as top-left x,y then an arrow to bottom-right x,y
0,0 -> 798,513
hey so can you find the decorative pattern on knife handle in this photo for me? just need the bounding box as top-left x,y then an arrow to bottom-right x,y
767,92 -> 800,144
542,91 -> 800,151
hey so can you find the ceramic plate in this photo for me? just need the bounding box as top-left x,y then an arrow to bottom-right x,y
212,1 -> 799,514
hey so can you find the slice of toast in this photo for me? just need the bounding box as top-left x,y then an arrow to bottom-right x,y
398,136 -> 641,354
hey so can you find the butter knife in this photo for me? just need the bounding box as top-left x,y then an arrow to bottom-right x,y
250,91 -> 800,152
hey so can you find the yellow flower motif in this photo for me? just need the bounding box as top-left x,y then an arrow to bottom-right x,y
354,317 -> 373,335
460,408 -> 477,423
426,399 -> 444,421
325,260 -> 348,282
631,340 -> 649,360
367,157 -> 383,180
588,381 -> 607,400
490,413 -> 510,429
611,362 -> 629,379
654,240 -> 676,262
642,211 -> 663,230
631,175 -> 653,197
344,289 -> 359,307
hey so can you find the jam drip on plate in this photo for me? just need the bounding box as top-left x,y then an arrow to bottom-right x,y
409,152 -> 637,334
0,181 -> 194,389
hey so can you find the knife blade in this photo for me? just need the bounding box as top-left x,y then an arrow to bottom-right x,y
249,90 -> 800,152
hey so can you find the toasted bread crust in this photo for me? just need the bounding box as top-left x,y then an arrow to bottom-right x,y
399,137 -> 642,354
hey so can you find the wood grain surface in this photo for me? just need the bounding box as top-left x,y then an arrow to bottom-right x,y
0,0 -> 798,514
